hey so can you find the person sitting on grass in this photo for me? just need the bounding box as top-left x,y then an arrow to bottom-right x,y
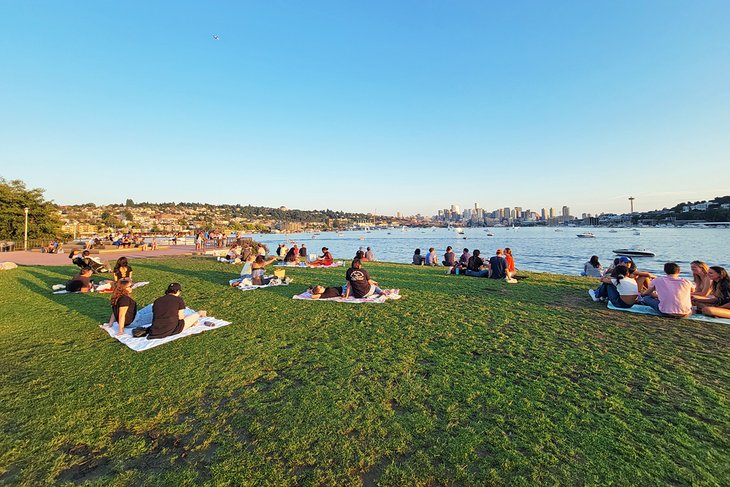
344,259 -> 388,299
442,246 -> 456,267
66,267 -> 95,293
582,255 -> 603,277
589,264 -> 639,308
251,255 -> 279,285
105,279 -> 137,336
425,248 -> 438,266
690,261 -> 716,299
412,248 -> 425,265
299,244 -> 308,258
489,249 -> 508,280
465,250 -> 490,278
284,245 -> 300,265
309,284 -> 345,299
459,248 -> 471,267
113,256 -> 133,282
308,247 -> 334,267
365,247 -> 375,261
147,283 -> 206,340
504,248 -> 518,279
640,262 -> 694,318
693,266 -> 730,309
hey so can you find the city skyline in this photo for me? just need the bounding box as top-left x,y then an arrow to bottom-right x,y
2,2 -> 729,215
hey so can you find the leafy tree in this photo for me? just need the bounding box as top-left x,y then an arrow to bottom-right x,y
125,198 -> 135,207
0,178 -> 62,241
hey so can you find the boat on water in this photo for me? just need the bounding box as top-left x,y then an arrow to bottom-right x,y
486,232 -> 494,237
455,227 -> 465,235
609,230 -> 618,233
577,232 -> 596,238
633,230 -> 641,236
613,248 -> 655,257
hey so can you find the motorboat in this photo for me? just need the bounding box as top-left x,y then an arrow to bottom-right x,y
577,232 -> 596,238
455,227 -> 465,234
609,230 -> 618,233
613,248 -> 655,257
486,232 -> 494,237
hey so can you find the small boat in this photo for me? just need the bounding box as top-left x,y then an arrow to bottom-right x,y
577,232 -> 596,238
359,236 -> 365,240
455,227 -> 465,235
609,230 -> 618,233
633,230 -> 641,236
486,232 -> 494,237
613,248 -> 655,257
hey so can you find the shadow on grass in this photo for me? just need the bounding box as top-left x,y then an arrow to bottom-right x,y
134,262 -> 233,287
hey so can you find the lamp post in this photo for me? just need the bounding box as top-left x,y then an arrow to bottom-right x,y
24,207 -> 29,250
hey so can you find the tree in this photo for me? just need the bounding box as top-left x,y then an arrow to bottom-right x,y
125,198 -> 135,207
0,178 -> 62,241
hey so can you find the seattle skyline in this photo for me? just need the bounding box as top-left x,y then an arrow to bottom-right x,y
1,1 -> 728,216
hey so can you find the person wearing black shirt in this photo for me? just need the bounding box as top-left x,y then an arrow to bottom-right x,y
465,250 -> 490,278
489,249 -> 508,279
148,283 -> 205,340
113,256 -> 133,281
345,259 -> 388,299
299,244 -> 308,258
66,267 -> 94,292
309,285 -> 345,299
105,279 -> 138,336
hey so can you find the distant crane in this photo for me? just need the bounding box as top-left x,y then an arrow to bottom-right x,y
629,196 -> 635,214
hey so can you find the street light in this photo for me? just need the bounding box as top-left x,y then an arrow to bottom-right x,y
24,207 -> 29,251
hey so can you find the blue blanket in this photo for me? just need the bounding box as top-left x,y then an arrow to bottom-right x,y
607,302 -> 730,324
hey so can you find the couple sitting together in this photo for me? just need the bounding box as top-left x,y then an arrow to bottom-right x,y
308,259 -> 389,299
104,281 -> 208,339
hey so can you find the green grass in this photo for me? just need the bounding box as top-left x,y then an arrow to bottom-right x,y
1,257 -> 728,486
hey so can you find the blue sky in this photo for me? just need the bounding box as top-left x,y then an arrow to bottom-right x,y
1,1 -> 728,216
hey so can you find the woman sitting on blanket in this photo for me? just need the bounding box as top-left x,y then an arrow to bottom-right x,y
251,255 -> 278,285
308,247 -> 333,267
345,259 -> 388,299
690,261 -> 713,298
589,265 -> 639,308
113,256 -> 133,282
105,279 -> 137,336
693,266 -> 730,310
309,285 -> 345,299
148,283 -> 206,340
284,245 -> 300,265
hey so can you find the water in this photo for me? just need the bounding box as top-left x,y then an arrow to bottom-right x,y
248,227 -> 730,277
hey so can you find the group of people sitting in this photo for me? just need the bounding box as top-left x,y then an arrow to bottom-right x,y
586,256 -> 730,319
308,258 -> 390,299
63,256 -> 134,292
413,246 -> 518,282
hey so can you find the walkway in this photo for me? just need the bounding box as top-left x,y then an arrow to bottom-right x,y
0,246 -> 198,266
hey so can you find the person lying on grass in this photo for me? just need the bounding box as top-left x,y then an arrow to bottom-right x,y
104,279 -> 137,336
344,259 -> 389,299
147,283 -> 206,340
65,266 -> 95,293
308,285 -> 346,299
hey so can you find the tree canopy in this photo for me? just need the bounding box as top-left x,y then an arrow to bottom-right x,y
0,178 -> 62,241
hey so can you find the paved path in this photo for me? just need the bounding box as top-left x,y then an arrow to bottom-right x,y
0,246 -> 198,266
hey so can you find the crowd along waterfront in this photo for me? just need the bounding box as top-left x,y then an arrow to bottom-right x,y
244,226 -> 730,277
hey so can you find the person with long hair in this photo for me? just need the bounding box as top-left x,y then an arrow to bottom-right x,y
105,279 -> 137,336
113,256 -> 133,282
690,261 -> 713,298
582,255 -> 603,277
589,264 -> 639,308
251,255 -> 278,285
693,266 -> 730,308
345,259 -> 388,299
504,248 -> 517,278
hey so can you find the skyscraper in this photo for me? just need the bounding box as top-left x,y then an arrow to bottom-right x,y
549,208 -> 556,219
541,208 -> 547,220
562,206 -> 570,218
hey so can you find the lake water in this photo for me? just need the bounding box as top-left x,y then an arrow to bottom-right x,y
248,227 -> 730,277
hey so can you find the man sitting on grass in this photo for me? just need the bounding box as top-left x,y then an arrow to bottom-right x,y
640,262 -> 694,318
65,267 -> 94,293
344,259 -> 388,299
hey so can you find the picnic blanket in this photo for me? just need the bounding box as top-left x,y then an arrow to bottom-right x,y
100,314 -> 231,352
229,277 -> 290,291
51,281 -> 149,294
293,289 -> 401,303
607,302 -> 730,325
275,262 -> 344,268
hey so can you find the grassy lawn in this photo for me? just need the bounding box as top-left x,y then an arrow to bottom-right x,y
1,257 -> 728,486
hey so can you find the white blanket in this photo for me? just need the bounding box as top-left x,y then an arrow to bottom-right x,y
293,289 -> 401,303
607,302 -> 730,324
100,315 -> 231,351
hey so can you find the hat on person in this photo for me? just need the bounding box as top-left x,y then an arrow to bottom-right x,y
618,256 -> 631,264
322,247 -> 328,251
166,282 -> 182,294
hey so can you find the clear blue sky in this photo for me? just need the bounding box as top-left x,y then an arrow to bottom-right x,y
1,1 -> 728,216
